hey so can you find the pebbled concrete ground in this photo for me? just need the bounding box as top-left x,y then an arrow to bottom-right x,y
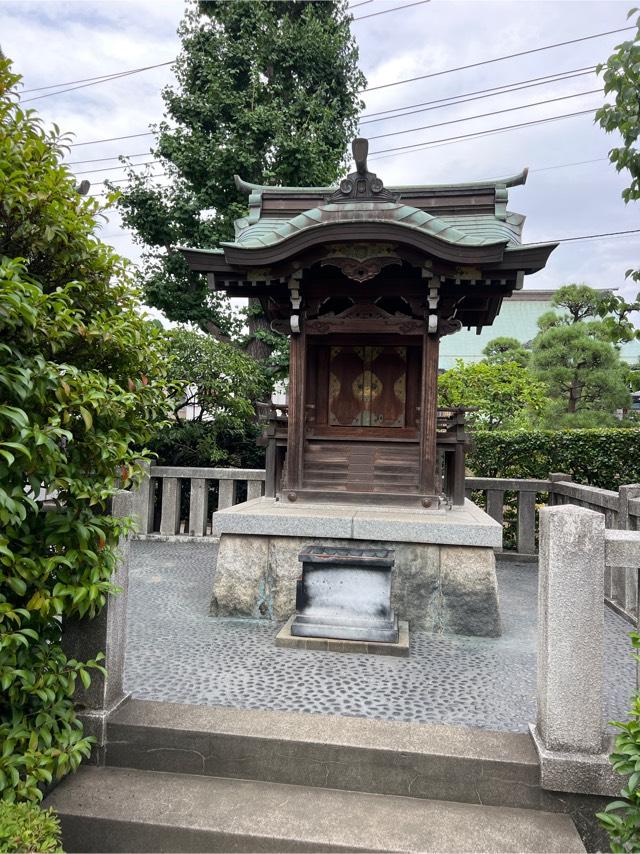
124,539 -> 635,733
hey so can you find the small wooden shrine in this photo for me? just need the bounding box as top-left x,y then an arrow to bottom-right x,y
182,139 -> 555,509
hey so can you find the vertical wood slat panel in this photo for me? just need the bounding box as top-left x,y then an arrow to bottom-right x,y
217,479 -> 237,510
188,478 -> 208,537
517,491 -> 537,554
160,477 -> 181,535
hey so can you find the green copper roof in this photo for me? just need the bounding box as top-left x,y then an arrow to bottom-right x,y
226,205 -> 523,250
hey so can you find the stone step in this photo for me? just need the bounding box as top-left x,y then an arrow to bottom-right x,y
45,765 -> 585,853
106,700 -> 547,811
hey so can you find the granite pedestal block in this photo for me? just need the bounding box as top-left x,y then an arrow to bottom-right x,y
210,499 -> 502,637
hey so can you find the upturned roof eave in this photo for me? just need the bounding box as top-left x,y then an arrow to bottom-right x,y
234,167 -> 528,197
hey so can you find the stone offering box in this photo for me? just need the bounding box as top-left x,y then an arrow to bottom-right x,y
291,546 -> 399,643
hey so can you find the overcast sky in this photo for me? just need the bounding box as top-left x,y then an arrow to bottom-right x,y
2,0 -> 639,316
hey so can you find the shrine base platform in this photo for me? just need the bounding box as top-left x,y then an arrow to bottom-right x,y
210,498 -> 503,638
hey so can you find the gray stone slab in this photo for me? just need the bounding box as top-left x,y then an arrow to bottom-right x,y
211,497 -> 503,547
45,766 -> 585,853
276,616 -> 409,656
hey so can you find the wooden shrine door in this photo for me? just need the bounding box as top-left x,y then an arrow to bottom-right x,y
328,345 -> 409,429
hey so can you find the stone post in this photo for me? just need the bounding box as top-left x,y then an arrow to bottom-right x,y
619,485 -> 640,620
131,460 -> 154,534
530,503 -> 619,795
548,472 -> 572,506
62,490 -> 132,764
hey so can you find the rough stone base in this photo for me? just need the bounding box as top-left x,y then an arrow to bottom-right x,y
212,534 -> 501,637
276,616 -> 410,656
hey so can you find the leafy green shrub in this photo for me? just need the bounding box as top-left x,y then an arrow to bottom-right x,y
0,801 -> 62,852
468,429 -> 640,491
598,632 -> 640,852
0,60 -> 168,800
149,420 -> 265,470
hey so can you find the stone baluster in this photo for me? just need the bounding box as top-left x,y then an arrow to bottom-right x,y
217,478 -> 237,510
517,491 -> 537,555
188,478 -> 208,537
160,477 -> 181,535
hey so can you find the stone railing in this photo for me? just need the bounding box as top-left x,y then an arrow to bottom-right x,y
531,503 -> 640,796
132,465 -> 265,537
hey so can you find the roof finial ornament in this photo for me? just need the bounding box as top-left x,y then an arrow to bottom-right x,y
328,137 -> 398,204
353,137 -> 368,176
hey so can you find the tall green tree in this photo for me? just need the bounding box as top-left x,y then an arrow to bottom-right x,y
531,285 -> 632,425
116,0 -> 365,365
437,360 -> 547,430
596,9 -> 640,284
482,337 -> 530,368
0,60 -> 168,800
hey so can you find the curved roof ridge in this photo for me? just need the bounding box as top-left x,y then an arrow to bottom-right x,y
234,167 -> 528,197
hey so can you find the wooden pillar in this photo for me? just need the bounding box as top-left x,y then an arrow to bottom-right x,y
419,332 -> 439,496
287,332 -> 306,492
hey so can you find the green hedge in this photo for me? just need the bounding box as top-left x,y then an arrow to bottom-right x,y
468,429 -> 640,491
0,802 -> 62,852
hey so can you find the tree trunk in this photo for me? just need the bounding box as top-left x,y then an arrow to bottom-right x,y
568,378 -> 581,412
245,297 -> 273,362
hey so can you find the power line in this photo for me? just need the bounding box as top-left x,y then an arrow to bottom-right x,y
73,160 -> 160,176
21,62 -> 174,94
353,0 -> 430,21
363,25 -> 634,93
68,80 -> 602,170
530,157 -> 608,173
21,63 -> 174,104
86,154 -> 612,200
367,88 -> 602,141
78,108 -> 602,182
360,67 -> 596,123
69,131 -> 155,149
19,1 -> 429,104
19,23 -> 632,112
551,228 -> 640,244
368,107 -> 597,159
66,152 -> 151,166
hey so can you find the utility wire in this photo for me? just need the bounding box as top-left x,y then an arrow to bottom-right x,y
19,23 -> 631,108
85,155 -> 612,199
73,160 -> 159,176
368,107 -> 597,159
353,0 -> 430,21
360,67 -> 596,123
19,0 -> 429,103
367,88 -> 602,141
64,65 -> 599,152
66,151 -> 151,166
364,25 -> 634,92
74,89 -> 603,177
550,228 -> 640,244
69,131 -> 155,148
